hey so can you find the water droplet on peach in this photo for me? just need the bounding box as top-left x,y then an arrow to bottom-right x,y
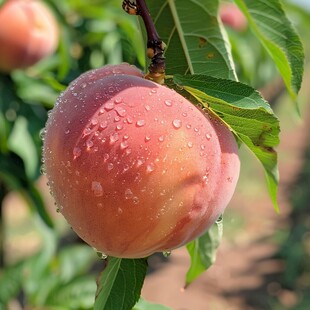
86,140 -> 94,149
165,100 -> 172,107
115,106 -> 126,117
104,101 -> 115,111
125,188 -> 133,199
110,132 -> 119,144
136,120 -> 145,127
91,181 -> 103,197
120,141 -> 129,150
73,147 -> 81,159
172,119 -> 182,129
146,163 -> 155,173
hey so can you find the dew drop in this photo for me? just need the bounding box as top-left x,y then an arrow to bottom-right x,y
201,144 -> 205,150
158,135 -> 165,142
133,197 -> 140,204
163,251 -> 171,257
114,116 -> 120,122
172,119 -> 182,129
83,127 -> 92,136
107,163 -> 114,171
116,124 -> 123,131
96,251 -> 108,260
126,117 -> 133,124
187,142 -> 193,148
146,163 -> 155,173
123,134 -> 129,140
98,121 -> 107,131
104,101 -> 115,111
86,140 -> 94,149
125,148 -> 132,155
39,128 -> 46,140
145,105 -> 151,111
125,188 -> 133,199
136,158 -> 145,167
65,129 -> 70,134
73,147 -> 81,159
206,133 -> 212,140
182,112 -> 187,117
99,108 -> 105,115
164,100 -> 172,107
186,124 -> 191,129
145,135 -> 151,142
81,83 -> 87,89
91,181 -> 103,197
40,164 -> 46,175
136,120 -> 145,127
103,153 -> 109,161
115,106 -> 126,117
114,97 -> 122,104
202,175 -> 208,185
110,132 -> 119,144
120,141 -> 129,150
91,119 -> 98,126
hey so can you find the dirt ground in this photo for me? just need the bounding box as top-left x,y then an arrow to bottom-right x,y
141,73 -> 310,310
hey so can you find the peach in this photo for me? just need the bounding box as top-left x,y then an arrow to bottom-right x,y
220,3 -> 248,32
43,63 -> 240,258
0,0 -> 59,72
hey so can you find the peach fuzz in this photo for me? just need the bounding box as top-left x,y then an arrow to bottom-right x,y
43,63 -> 240,258
0,0 -> 59,72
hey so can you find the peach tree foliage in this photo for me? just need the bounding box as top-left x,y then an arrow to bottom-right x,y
0,0 -> 305,310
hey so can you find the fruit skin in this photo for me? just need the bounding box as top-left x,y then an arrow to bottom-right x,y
220,3 -> 247,32
43,63 -> 240,258
0,0 -> 59,72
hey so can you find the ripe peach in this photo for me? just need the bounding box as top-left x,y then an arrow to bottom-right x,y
0,0 -> 59,72
220,3 -> 248,32
43,63 -> 240,258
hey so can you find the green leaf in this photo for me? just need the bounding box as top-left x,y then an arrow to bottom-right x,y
146,0 -> 236,79
0,152 -> 54,227
57,245 -> 97,283
172,74 -> 280,211
46,276 -> 97,309
133,298 -> 171,310
8,116 -> 38,179
234,0 -> 304,103
94,257 -> 148,310
186,216 -> 223,286
0,262 -> 23,305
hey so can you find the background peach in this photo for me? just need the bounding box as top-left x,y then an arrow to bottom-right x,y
0,0 -> 59,72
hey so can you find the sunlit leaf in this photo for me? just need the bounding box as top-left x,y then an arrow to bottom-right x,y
186,216 -> 223,286
146,0 -> 236,79
172,74 -> 280,211
235,0 -> 304,104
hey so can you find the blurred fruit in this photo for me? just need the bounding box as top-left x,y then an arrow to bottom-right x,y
220,3 -> 248,31
0,0 -> 59,72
